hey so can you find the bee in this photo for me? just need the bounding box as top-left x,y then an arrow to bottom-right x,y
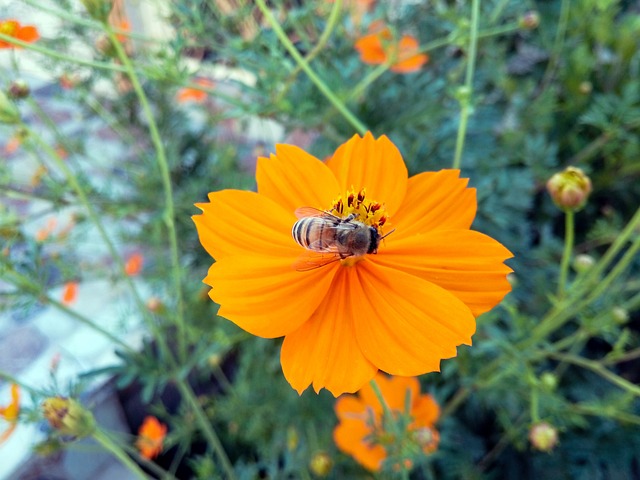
291,207 -> 391,270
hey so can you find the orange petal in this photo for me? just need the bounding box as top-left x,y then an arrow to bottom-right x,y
206,256 -> 338,338
390,36 -> 428,73
374,230 -> 513,317
390,170 -> 476,238
359,373 -> 420,413
193,190 -> 298,261
256,144 -> 341,213
335,395 -> 367,420
281,267 -> 377,396
327,133 -> 408,216
0,423 -> 17,445
412,394 -> 440,427
333,415 -> 385,471
351,260 -> 476,376
354,32 -> 386,64
16,25 -> 39,43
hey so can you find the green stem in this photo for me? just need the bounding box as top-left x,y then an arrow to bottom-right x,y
106,26 -> 187,363
275,0 -> 343,103
541,0 -> 571,88
451,0 -> 481,170
93,430 -> 149,480
0,33 -> 127,73
547,352 -> 640,397
558,210 -> 575,297
254,0 -> 368,135
176,380 -> 237,480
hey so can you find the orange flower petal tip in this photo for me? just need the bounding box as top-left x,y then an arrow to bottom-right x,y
176,78 -> 215,103
125,252 -> 144,276
61,281 -> 79,305
136,416 -> 167,459
354,24 -> 428,73
194,131 -> 513,396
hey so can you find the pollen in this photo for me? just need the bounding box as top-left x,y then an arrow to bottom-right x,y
329,188 -> 388,229
0,21 -> 18,36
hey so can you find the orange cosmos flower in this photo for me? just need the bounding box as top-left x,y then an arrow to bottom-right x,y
354,24 -> 428,73
62,281 -> 78,305
136,416 -> 167,459
125,252 -> 143,276
193,132 -> 513,396
176,78 -> 215,103
0,384 -> 20,445
0,20 -> 39,49
334,373 -> 439,471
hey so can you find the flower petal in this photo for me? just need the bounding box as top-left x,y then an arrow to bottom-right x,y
374,230 -> 513,317
412,394 -> 440,427
281,267 -> 377,396
17,25 -> 39,43
256,144 -> 341,213
390,170 -> 476,238
326,133 -> 408,216
352,260 -> 476,376
333,412 -> 385,471
193,190 -> 298,261
206,256 -> 337,338
359,373 -> 419,413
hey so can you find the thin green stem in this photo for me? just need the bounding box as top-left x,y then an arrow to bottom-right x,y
106,26 -> 187,363
451,0 -> 481,170
547,352 -> 640,397
558,210 -> 574,297
541,0 -> 571,88
0,33 -> 127,73
176,380 -> 237,480
93,430 -> 149,480
254,0 -> 368,135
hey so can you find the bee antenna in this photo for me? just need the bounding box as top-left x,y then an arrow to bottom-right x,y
380,229 -> 395,241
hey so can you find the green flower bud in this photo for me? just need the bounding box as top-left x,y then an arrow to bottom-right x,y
42,397 -> 96,438
519,11 -> 540,30
573,254 -> 595,273
546,166 -> 592,212
529,422 -> 559,452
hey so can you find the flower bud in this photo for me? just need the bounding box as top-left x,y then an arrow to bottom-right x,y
612,307 -> 629,325
0,90 -> 21,124
546,166 -> 592,212
309,451 -> 333,477
573,254 -> 595,273
529,422 -> 559,452
413,426 -> 440,453
578,81 -> 593,95
519,11 -> 540,30
540,372 -> 558,392
8,80 -> 30,100
42,397 -> 96,438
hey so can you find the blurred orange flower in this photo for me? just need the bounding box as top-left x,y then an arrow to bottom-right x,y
176,78 -> 215,103
136,416 -> 167,459
35,218 -> 57,242
125,252 -> 143,276
355,24 -> 428,73
62,281 -> 78,305
333,373 -> 439,471
194,132 -> 512,396
0,20 -> 39,48
0,384 -> 20,445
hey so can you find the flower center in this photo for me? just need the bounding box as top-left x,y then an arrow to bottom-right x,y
0,21 -> 18,37
329,187 -> 388,229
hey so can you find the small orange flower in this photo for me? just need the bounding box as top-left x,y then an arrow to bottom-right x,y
333,373 -> 439,471
125,252 -> 143,276
193,132 -> 513,396
176,78 -> 215,103
136,416 -> 167,459
62,281 -> 78,305
354,23 -> 428,73
0,384 -> 20,445
3,135 -> 22,156
35,218 -> 57,242
0,20 -> 39,49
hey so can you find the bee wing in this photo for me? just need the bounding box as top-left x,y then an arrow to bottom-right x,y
294,206 -> 338,220
292,251 -> 342,271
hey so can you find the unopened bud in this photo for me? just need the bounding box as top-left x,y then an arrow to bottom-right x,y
309,451 -> 333,477
287,426 -> 299,451
146,297 -> 165,313
612,307 -> 629,324
414,426 -> 439,453
0,90 -> 21,124
546,166 -> 592,212
520,11 -> 540,30
8,80 -> 30,100
529,422 -> 559,452
573,254 -> 595,273
578,81 -> 593,95
42,397 -> 96,438
540,372 -> 558,391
